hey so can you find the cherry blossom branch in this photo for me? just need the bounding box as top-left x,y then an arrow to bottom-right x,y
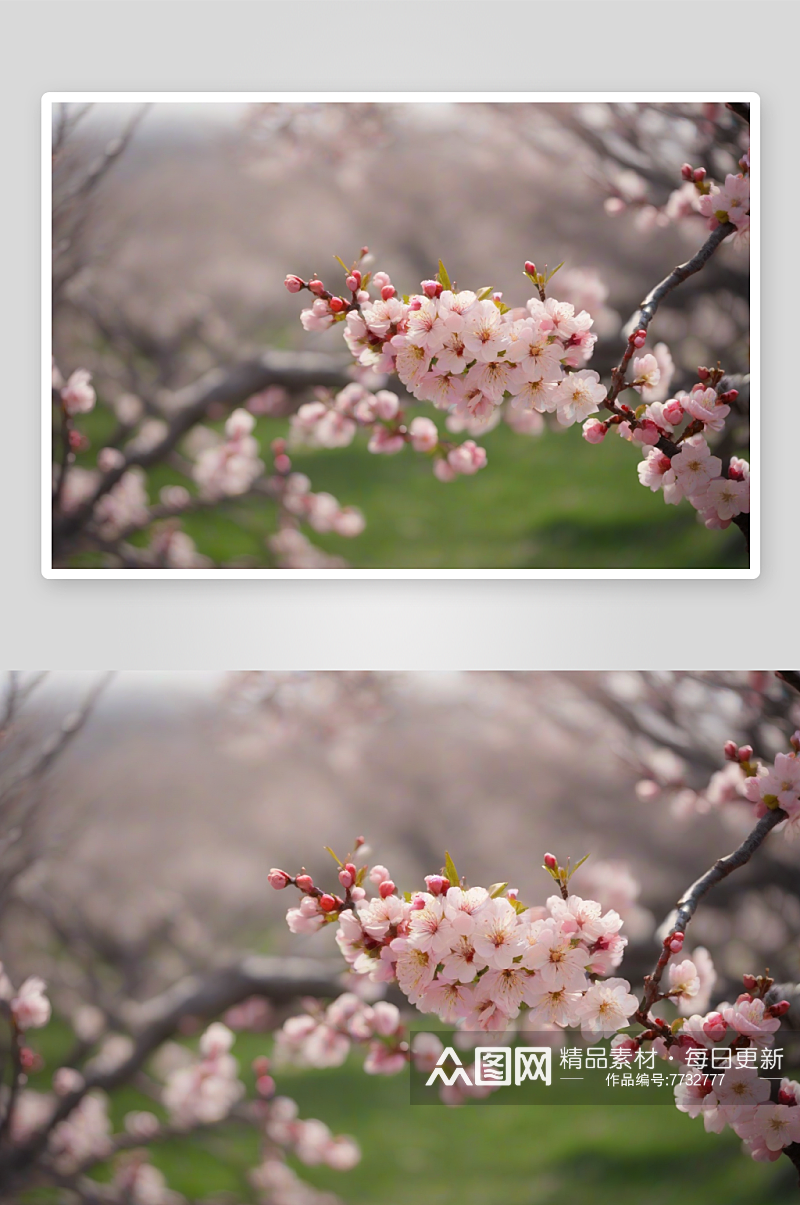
0,954 -> 342,1182
637,807 -> 788,1026
52,349 -> 352,551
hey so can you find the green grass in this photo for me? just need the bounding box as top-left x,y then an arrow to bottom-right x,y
22,1025 -> 795,1204
61,405 -> 748,571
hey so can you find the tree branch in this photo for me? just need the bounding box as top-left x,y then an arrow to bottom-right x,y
52,349 -> 353,552
0,954 -> 343,1182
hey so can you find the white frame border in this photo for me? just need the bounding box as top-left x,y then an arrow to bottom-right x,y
42,91 -> 759,580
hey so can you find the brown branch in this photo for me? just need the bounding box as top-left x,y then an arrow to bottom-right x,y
52,349 -> 353,552
0,954 -> 343,1183
636,807 -> 787,1023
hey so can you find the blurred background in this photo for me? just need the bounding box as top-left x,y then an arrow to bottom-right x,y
51,100 -> 750,569
3,670 -> 796,1203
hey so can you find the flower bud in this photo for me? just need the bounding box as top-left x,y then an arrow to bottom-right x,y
692,167 -> 706,183
308,278 -> 326,296
268,869 -> 291,890
346,271 -> 362,291
768,1000 -> 791,1017
543,853 -> 558,872
724,740 -> 739,761
360,246 -> 369,259
338,868 -> 354,889
329,297 -> 346,313
742,974 -> 758,991
344,862 -> 357,879
779,1085 -> 798,1105
379,880 -> 396,899
421,279 -> 442,299
319,894 -> 337,913
702,1012 -> 728,1042
738,745 -> 753,762
350,886 -> 366,901
284,274 -> 305,293
665,931 -> 684,952
681,164 -> 694,181
524,260 -> 537,276
791,730 -> 800,753
663,398 -> 684,425
274,454 -> 291,474
582,419 -> 608,445
424,875 -> 450,896
631,328 -> 647,348
256,1074 -> 276,1097
295,874 -> 314,892
380,284 -> 396,301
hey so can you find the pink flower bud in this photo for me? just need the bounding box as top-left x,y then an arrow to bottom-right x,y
344,862 -> 357,878
663,398 -> 684,425
524,261 -> 537,276
284,274 -> 305,293
681,164 -> 694,181
360,246 -> 369,258
631,328 -> 647,348
350,886 -> 366,901
268,869 -> 291,890
668,937 -> 683,953
582,419 -> 608,445
424,875 -> 450,896
421,279 -> 442,299
492,292 -> 503,303
665,931 -> 684,951
410,894 -> 427,910
769,1000 -> 791,1017
329,296 -> 346,313
308,279 -> 326,296
379,880 -> 396,899
295,874 -> 314,892
338,868 -> 354,889
742,974 -> 759,991
256,1074 -> 276,1097
319,894 -> 337,913
604,197 -> 626,215
718,389 -> 739,404
274,454 -> 291,474
692,167 -> 706,183
543,853 -> 558,872
724,741 -> 739,761
791,730 -> 800,753
779,1086 -> 797,1105
702,1012 -> 728,1041
697,366 -> 710,381
738,745 -> 753,762
372,272 -> 390,290
381,284 -> 396,301
346,270 -> 362,291
407,297 -> 422,312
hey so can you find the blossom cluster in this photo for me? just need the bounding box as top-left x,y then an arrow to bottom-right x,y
630,383 -> 749,530
289,263 -> 605,438
290,381 -> 488,483
605,146 -> 750,248
636,735 -> 800,839
272,852 -> 638,1037
742,735 -> 800,841
287,258 -> 749,538
161,1021 -> 245,1128
629,965 -> 796,1164
274,992 -> 407,1076
192,409 -> 266,500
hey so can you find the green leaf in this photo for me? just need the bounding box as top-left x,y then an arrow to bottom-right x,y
437,260 -> 451,291
444,850 -> 459,886
567,853 -> 590,878
334,254 -> 350,274
355,865 -> 367,887
476,286 -> 495,301
324,846 -> 343,867
545,260 -> 565,284
489,882 -> 509,898
403,891 -> 413,903
510,898 -> 528,914
493,299 -> 510,315
360,272 -> 371,291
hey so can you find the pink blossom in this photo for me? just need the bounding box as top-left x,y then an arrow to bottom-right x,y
679,387 -> 730,433
461,300 -> 510,363
554,369 -> 606,427
11,977 -> 51,1030
582,419 -> 607,444
669,435 -> 722,497
61,369 -> 96,416
409,416 -> 439,452
447,440 -> 487,476
576,977 -> 639,1039
737,1103 -> 800,1152
722,997 -> 782,1041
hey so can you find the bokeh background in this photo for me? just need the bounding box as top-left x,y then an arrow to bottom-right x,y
51,101 -> 750,569
4,670 -> 797,1203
